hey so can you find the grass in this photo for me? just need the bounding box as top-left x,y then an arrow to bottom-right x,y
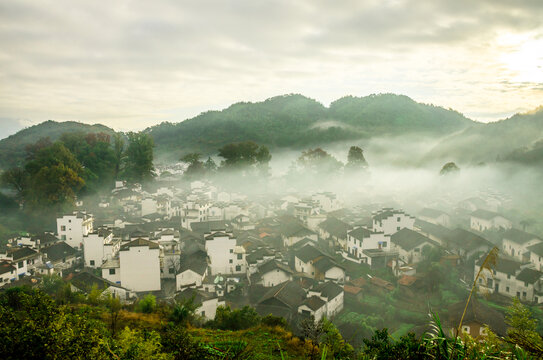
390,323 -> 414,340
189,325 -> 310,360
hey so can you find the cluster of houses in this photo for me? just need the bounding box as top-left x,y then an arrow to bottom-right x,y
1,179 -> 541,332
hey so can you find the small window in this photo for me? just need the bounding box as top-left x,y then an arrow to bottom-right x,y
109,269 -> 115,275
18,261 -> 23,268
506,286 -> 510,292
201,311 -> 205,316
229,249 -> 233,253
525,282 -> 529,287
90,260 -> 95,266
68,220 -> 71,223
507,274 -> 511,279
235,265 -> 241,272
382,242 -> 387,248
397,217 -> 401,222
61,225 -> 66,231
229,259 -> 233,263
61,235 -> 66,240
523,292 -> 527,298
237,254 -> 242,260
396,226 -> 400,231
169,268 -> 175,274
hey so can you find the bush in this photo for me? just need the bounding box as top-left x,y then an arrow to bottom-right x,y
211,305 -> 261,331
135,294 -> 156,314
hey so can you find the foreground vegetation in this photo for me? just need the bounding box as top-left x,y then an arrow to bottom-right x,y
1,281 -> 542,359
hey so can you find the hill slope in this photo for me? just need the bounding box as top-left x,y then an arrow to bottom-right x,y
427,107 -> 543,165
146,93 -> 474,161
0,120 -> 116,169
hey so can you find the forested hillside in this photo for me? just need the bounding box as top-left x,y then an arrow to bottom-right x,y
0,121 -> 116,169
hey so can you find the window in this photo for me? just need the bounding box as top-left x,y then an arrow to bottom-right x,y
506,286 -> 510,292
525,282 -> 529,287
90,260 -> 95,266
397,217 -> 401,222
382,242 -> 387,248
169,268 -> 175,274
237,254 -> 242,260
68,220 -> 71,223
18,261 -> 23,268
61,225 -> 66,231
109,269 -> 116,275
229,259 -> 233,263
396,226 -> 400,231
235,265 -> 241,272
201,311 -> 205,316
229,249 -> 233,253
522,291 -> 527,298
61,235 -> 66,240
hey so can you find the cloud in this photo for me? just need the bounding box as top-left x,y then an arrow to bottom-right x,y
0,0 -> 542,130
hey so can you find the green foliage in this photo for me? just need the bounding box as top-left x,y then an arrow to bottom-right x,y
217,141 -> 271,169
440,162 -> 460,175
169,295 -> 201,326
136,294 -> 157,314
123,132 -> 155,184
295,148 -> 343,176
0,287 -> 108,360
346,146 -> 368,169
211,305 -> 261,331
112,327 -> 171,360
505,298 -> 543,357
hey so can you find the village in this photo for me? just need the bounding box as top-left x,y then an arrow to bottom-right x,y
1,171 -> 542,342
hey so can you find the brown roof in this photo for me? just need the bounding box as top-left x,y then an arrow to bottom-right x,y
120,238 -> 159,251
344,285 -> 362,295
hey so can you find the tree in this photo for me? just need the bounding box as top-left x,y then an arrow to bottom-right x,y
24,143 -> 85,211
180,153 -> 205,178
346,146 -> 368,169
440,162 -> 460,175
123,132 -> 155,183
169,295 -> 200,326
217,141 -> 271,172
113,133 -> 125,180
505,297 -> 543,356
300,315 -> 324,360
135,294 -> 156,314
320,317 -> 354,359
296,148 -> 343,174
203,157 -> 217,173
0,167 -> 27,202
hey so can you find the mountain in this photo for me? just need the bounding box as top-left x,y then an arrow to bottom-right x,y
427,107 -> 543,165
2,94 -> 540,170
0,120 -> 116,169
146,93 -> 474,161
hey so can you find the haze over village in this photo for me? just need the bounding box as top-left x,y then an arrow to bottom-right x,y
1,1 -> 543,359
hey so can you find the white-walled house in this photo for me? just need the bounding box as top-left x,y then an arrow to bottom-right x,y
528,243 -> 543,271
69,271 -> 135,302
141,197 -> 158,216
83,230 -> 120,268
279,221 -> 318,248
372,209 -> 415,235
252,260 -> 294,287
205,230 -> 246,275
57,211 -> 94,249
307,281 -> 344,319
41,242 -> 78,273
294,244 -> 345,283
0,247 -> 40,277
418,208 -> 450,227
176,251 -> 209,290
318,217 -> 352,251
470,210 -> 512,232
101,258 -> 121,284
502,229 -> 541,263
119,238 -> 161,292
475,257 -> 543,304
312,192 -> 342,213
391,228 -> 437,264
346,227 -> 391,260
175,288 -> 225,320
0,261 -> 17,287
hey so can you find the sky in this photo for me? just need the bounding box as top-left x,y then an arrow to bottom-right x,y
0,0 -> 542,138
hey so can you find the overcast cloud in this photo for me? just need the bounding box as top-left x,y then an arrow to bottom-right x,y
0,0 -> 542,137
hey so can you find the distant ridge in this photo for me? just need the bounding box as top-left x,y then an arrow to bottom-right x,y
0,94 -> 541,169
